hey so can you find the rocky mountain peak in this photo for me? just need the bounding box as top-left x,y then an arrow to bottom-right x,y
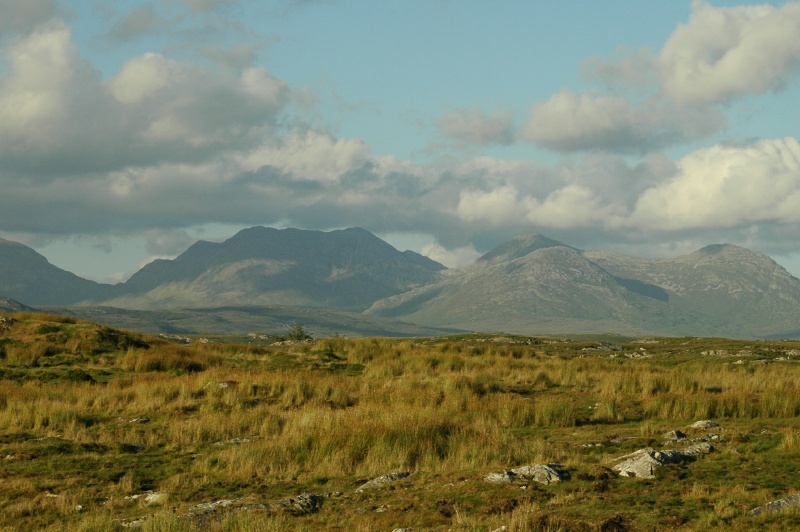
478,233 -> 573,263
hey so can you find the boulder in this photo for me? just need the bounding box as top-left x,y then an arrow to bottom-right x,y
511,464 -> 570,485
356,471 -> 411,492
611,445 -> 712,479
663,430 -> 687,441
485,464 -> 569,485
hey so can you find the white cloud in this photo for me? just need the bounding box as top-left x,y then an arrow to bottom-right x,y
421,242 -> 481,268
630,137 -> 800,230
521,90 -> 724,153
436,108 -> 515,146
658,1 -> 800,105
0,22 -> 290,176
525,185 -> 618,229
238,129 -> 370,182
456,185 -> 526,225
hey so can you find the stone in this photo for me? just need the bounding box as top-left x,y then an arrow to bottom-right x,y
689,420 -> 719,430
663,430 -> 687,441
356,471 -> 411,492
484,471 -> 515,483
748,493 -> 800,516
611,446 -> 711,479
510,463 -> 570,485
276,493 -> 325,515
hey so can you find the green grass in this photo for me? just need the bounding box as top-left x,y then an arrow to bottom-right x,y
2,312 -> 800,529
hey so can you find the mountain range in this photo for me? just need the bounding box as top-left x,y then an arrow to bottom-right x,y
2,228 -> 800,338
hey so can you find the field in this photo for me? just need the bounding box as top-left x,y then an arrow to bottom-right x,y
2,313 -> 800,530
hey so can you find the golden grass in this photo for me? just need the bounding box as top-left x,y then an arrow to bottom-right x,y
3,313 -> 800,529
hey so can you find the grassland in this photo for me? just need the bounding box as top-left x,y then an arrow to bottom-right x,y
2,313 -> 800,530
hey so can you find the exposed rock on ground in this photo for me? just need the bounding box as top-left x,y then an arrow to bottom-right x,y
689,419 -> 720,430
748,493 -> 800,516
663,430 -> 687,441
485,464 -> 569,485
612,443 -> 713,479
356,471 -> 411,492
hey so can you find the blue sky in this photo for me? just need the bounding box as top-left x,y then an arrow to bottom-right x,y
2,0 -> 800,282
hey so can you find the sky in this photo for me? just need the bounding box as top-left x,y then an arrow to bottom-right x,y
2,0 -> 800,283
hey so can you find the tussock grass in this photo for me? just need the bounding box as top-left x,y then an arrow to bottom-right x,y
3,313 -> 800,528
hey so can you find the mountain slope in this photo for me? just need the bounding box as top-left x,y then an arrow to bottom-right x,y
0,239 -> 112,306
98,227 -> 445,312
368,238 -> 800,338
584,244 -> 800,337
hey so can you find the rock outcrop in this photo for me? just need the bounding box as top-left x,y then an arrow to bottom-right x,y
485,463 -> 569,485
612,443 -> 713,479
748,493 -> 800,516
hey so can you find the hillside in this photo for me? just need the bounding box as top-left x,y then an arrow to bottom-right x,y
367,235 -> 800,338
0,239 -> 113,306
96,227 -> 445,312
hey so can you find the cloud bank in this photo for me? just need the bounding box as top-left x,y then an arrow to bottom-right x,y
1,1 -> 800,275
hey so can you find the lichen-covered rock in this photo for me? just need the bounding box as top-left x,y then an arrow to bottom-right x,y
276,493 -> 326,515
485,464 -> 569,485
683,442 -> 714,456
510,464 -> 570,485
748,493 -> 800,516
356,471 -> 411,492
612,448 -> 702,479
484,471 -> 515,483
689,420 -> 720,430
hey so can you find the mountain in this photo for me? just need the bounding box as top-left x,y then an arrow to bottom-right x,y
0,238 -> 112,306
97,227 -> 445,312
366,236 -> 800,338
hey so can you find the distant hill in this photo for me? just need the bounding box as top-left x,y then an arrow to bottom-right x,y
0,239 -> 112,306
45,304 -> 464,338
366,235 -> 800,339
96,227 -> 445,312
0,296 -> 32,312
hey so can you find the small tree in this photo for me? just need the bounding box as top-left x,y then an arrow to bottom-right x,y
287,323 -> 311,341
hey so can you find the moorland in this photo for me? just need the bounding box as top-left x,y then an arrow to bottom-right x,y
2,312 -> 800,530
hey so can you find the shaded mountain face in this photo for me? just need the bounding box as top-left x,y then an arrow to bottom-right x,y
367,239 -> 800,339
0,239 -> 112,306
97,227 -> 446,312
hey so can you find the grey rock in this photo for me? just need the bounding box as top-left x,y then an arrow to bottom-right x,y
689,419 -> 720,430
663,430 -> 687,441
510,463 -> 570,485
612,446 -> 712,479
683,442 -> 714,456
748,493 -> 800,516
276,493 -> 325,515
484,471 -> 515,483
356,471 -> 411,492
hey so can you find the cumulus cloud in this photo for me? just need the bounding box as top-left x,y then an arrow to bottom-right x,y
436,108 -> 515,146
238,129 -> 371,182
629,137 -> 800,230
456,185 -> 528,226
521,90 -> 725,153
0,22 -> 290,176
525,185 -> 619,229
658,1 -> 800,105
581,45 -> 657,88
421,242 -> 482,268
